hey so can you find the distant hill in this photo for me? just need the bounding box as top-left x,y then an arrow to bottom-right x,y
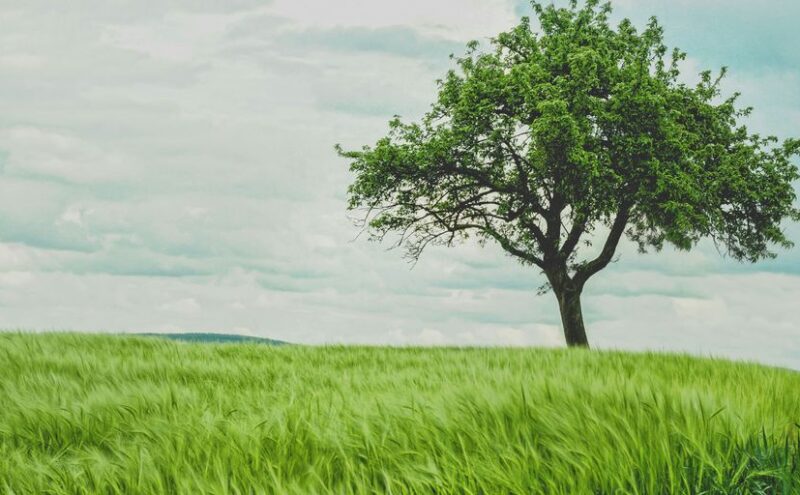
135,332 -> 288,345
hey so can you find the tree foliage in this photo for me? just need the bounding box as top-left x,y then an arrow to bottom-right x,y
339,0 -> 800,296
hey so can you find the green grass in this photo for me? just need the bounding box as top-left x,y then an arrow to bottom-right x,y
1,333 -> 799,494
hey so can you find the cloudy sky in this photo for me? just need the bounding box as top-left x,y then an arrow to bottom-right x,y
1,0 -> 798,367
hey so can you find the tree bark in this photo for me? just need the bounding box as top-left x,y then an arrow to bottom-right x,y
555,288 -> 589,348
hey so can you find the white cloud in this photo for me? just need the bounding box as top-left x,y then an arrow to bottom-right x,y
671,297 -> 727,323
0,244 -> 33,270
102,8 -> 272,62
266,0 -> 517,41
0,53 -> 43,70
0,271 -> 34,287
159,297 -> 202,314
0,126 -> 134,184
417,328 -> 446,345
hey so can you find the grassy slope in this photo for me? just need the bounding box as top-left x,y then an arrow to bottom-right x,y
1,333 -> 798,494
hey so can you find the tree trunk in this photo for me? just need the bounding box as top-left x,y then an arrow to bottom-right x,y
555,289 -> 589,348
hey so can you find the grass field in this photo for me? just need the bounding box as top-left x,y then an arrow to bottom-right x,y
1,333 -> 799,494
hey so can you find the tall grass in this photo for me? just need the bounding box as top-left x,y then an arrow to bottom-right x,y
1,332 -> 798,494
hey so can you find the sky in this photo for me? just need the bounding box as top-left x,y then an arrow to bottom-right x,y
0,0 -> 798,368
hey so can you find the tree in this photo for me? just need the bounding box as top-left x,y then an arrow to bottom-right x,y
337,0 -> 800,347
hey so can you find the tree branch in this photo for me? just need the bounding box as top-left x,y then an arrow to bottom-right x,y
573,206 -> 631,286
559,213 -> 587,259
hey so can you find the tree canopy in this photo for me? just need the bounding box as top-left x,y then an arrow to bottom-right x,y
338,0 -> 800,346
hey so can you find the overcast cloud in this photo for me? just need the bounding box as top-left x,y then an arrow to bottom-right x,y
0,1 -> 798,368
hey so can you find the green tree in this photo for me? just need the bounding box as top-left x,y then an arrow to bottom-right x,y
338,0 -> 800,347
